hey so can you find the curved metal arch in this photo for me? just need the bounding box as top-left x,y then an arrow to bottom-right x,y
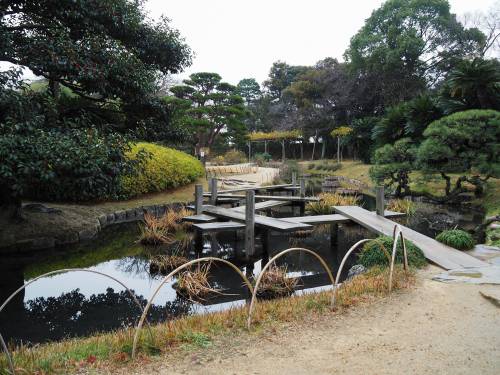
0,268 -> 153,375
132,257 -> 254,359
246,247 -> 336,330
389,225 -> 409,292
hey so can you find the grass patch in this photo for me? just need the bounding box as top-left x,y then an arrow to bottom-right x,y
435,229 -> 475,251
1,267 -> 414,374
358,236 -> 427,269
306,193 -> 361,215
386,199 -> 416,216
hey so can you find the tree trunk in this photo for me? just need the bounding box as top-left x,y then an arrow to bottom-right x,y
337,136 -> 340,164
300,141 -> 304,160
281,140 -> 286,162
321,138 -> 326,159
49,79 -> 60,99
311,130 -> 318,161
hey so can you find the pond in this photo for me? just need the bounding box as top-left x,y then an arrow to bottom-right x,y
0,196 -> 484,346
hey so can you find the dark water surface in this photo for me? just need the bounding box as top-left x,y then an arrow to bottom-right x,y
0,196 -> 484,346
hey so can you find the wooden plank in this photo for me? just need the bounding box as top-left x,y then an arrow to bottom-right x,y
213,184 -> 293,194
334,206 -> 488,270
193,221 -> 245,232
281,214 -> 351,225
230,200 -> 289,213
203,193 -> 319,202
201,205 -> 312,232
195,184 -> 203,215
183,214 -> 217,223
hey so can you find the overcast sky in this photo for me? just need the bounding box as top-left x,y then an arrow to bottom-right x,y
145,0 -> 499,85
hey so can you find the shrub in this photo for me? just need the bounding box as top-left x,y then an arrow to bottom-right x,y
254,152 -> 272,166
222,149 -> 247,164
435,229 -> 475,250
121,142 -> 204,197
358,236 -> 427,268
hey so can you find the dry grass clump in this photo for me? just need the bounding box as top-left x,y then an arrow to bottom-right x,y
306,192 -> 361,215
386,199 -> 416,216
174,263 -> 221,302
256,265 -> 298,300
138,207 -> 194,246
1,266 -> 414,374
149,254 -> 189,275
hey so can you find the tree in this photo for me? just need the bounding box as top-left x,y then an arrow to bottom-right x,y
344,0 -> 485,108
0,1 -> 192,218
370,138 -> 418,197
263,61 -> 309,99
170,73 -> 246,157
331,126 -> 352,163
237,78 -> 261,104
439,58 -> 500,113
417,109 -> 500,198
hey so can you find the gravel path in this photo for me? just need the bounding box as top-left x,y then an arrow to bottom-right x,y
117,266 -> 500,375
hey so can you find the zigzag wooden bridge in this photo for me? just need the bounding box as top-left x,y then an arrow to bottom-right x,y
184,179 -> 487,270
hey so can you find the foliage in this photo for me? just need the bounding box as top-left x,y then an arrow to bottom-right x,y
417,109 -> 500,197
386,199 -> 416,216
121,143 -> 204,197
210,149 -> 247,165
439,58 -> 500,113
306,193 -> 360,215
249,129 -> 302,141
331,126 -> 352,137
170,73 -> 246,156
263,61 -> 310,99
370,138 -> 418,197
435,229 -> 475,250
254,152 -> 272,166
0,72 -> 137,205
237,78 -> 262,104
358,236 -> 427,269
344,0 -> 485,107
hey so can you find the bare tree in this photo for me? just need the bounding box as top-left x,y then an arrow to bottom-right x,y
460,1 -> 500,58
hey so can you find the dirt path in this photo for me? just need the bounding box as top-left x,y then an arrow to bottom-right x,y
120,266 -> 500,375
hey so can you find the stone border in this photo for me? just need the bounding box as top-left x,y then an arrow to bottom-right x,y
9,202 -> 184,253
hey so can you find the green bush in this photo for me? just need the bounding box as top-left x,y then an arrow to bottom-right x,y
435,229 -> 475,250
254,152 -> 272,166
121,142 -> 204,197
357,236 -> 427,268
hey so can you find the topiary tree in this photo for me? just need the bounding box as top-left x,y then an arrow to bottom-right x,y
417,109 -> 500,198
357,236 -> 427,269
369,138 -> 418,197
331,126 -> 352,164
435,229 -> 475,250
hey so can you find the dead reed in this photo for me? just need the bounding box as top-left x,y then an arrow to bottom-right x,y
306,193 -> 361,215
149,254 -> 189,275
386,199 -> 416,216
174,263 -> 222,302
256,265 -> 298,300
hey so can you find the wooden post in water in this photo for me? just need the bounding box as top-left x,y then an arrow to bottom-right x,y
195,184 -> 203,214
245,190 -> 255,258
376,186 -> 385,216
299,178 -> 306,215
209,178 -> 218,206
292,172 -> 297,186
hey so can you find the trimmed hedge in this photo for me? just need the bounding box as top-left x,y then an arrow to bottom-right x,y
357,236 -> 427,269
435,229 -> 475,251
121,142 -> 204,197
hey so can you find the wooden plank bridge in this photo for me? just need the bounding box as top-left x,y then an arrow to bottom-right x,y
185,178 -> 488,270
334,206 -> 488,270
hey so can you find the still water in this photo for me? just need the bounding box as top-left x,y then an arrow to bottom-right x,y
0,197 -> 484,345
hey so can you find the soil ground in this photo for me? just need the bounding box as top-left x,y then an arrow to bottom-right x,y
112,266 -> 500,375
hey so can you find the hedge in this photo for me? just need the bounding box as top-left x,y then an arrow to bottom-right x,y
121,142 -> 204,197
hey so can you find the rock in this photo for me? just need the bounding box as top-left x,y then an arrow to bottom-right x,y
106,213 -> 115,224
78,225 -> 99,241
488,223 -> 500,230
135,208 -> 144,220
114,210 -> 126,222
97,214 -> 107,227
125,208 -> 136,221
22,203 -> 62,214
348,264 -> 367,279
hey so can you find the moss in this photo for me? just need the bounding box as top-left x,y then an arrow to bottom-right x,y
435,229 -> 475,251
121,142 -> 204,197
358,236 -> 427,268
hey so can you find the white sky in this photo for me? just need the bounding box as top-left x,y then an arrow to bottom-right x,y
145,0 -> 499,85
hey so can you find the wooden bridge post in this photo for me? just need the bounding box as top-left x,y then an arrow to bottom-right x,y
299,178 -> 306,215
292,172 -> 297,186
195,184 -> 203,214
330,223 -> 338,249
210,178 -> 218,206
376,186 -> 385,216
245,190 -> 255,258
